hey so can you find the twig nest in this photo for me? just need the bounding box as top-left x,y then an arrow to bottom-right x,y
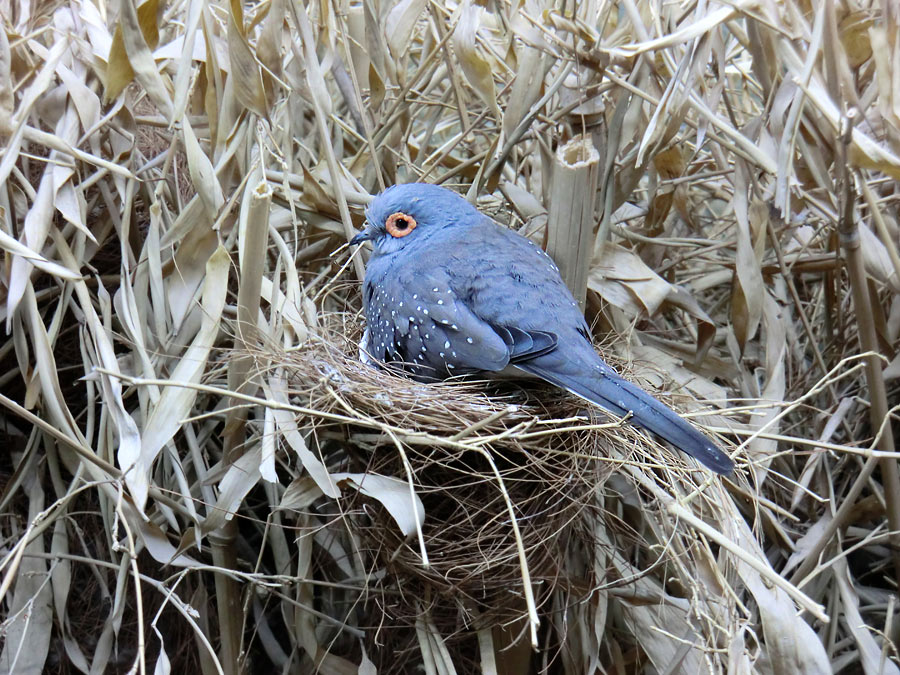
272,312 -> 674,636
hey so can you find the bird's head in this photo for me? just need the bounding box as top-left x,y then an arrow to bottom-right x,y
350,183 -> 478,256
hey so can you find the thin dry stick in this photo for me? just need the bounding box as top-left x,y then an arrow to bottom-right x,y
449,405 -> 519,441
840,177 -> 900,588
765,217 -> 831,381
470,446 -> 541,649
0,393 -> 121,478
113,484 -> 148,675
24,552 -> 226,674
790,115 -> 900,590
668,502 -> 828,623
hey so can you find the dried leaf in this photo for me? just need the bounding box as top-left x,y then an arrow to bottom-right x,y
731,164 -> 765,350
725,512 -> 831,674
0,40 -> 66,186
453,0 -> 501,121
0,479 -> 53,675
332,472 -> 425,537
0,27 -> 15,134
6,159 -> 63,322
265,375 -> 339,498
108,0 -> 173,119
0,228 -> 80,281
202,446 -> 262,533
834,557 -> 900,675
181,116 -> 225,221
386,0 -> 427,61
588,244 -> 672,316
256,0 -> 284,104
171,0 -> 205,121
226,1 -> 267,117
131,246 -> 229,510
859,223 -> 900,292
164,206 -> 218,330
748,293 -> 786,475
839,11 -> 873,69
279,476 -> 325,511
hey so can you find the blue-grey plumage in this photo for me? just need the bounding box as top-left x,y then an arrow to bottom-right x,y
350,183 -> 733,474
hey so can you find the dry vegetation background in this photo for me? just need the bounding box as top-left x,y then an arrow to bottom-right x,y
1,0 -> 900,673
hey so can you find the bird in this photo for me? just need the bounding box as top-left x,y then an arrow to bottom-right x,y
349,183 -> 733,474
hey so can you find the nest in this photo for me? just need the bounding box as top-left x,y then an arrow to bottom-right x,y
268,309 -> 733,667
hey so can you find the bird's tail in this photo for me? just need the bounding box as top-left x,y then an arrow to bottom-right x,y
519,362 -> 734,474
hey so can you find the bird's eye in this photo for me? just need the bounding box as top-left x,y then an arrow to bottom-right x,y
385,212 -> 417,238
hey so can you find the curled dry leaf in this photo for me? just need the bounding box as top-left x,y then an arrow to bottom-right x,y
226,0 -> 267,117
115,0 -> 173,119
588,244 -> 716,356
453,0 -> 502,122
731,165 -> 765,351
385,0 -> 427,62
104,0 -> 162,101
332,472 -> 426,538
181,116 -> 225,223
589,244 -> 672,316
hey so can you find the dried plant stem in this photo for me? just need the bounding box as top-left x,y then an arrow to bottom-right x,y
449,404 -> 519,441
224,177 -> 271,461
547,135 -> 601,307
117,500 -> 148,675
838,198 -> 900,588
836,111 -> 900,589
211,176 -> 273,675
789,119 -> 900,591
211,522 -> 242,675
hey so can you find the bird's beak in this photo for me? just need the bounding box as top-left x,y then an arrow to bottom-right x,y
350,225 -> 375,246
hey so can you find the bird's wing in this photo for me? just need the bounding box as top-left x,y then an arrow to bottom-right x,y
364,265 -> 526,374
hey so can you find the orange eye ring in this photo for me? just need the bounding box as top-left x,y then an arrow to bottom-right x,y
385,212 -> 417,238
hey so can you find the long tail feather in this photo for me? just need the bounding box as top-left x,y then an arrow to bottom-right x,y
520,363 -> 733,474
